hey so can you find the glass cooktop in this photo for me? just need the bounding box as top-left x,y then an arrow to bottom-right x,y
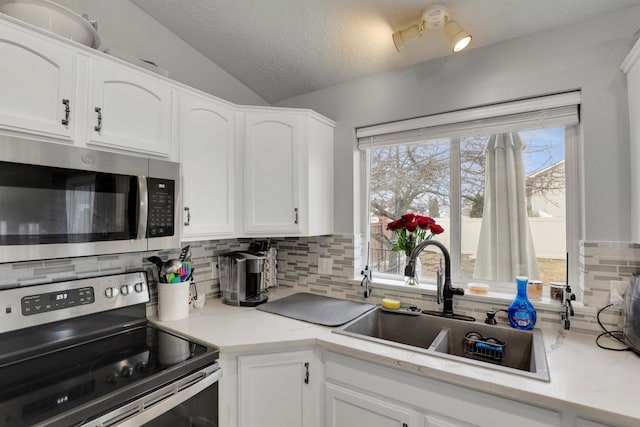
0,325 -> 217,427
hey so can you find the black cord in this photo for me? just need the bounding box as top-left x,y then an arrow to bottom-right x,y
595,304 -> 640,354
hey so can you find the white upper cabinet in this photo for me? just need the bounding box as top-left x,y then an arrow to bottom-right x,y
241,108 -> 334,236
242,111 -> 301,234
179,91 -> 236,240
0,21 -> 76,140
87,57 -> 173,157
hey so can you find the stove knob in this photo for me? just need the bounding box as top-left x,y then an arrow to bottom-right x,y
134,282 -> 146,293
121,366 -> 134,377
120,284 -> 132,295
104,287 -> 119,298
106,372 -> 119,384
135,361 -> 149,371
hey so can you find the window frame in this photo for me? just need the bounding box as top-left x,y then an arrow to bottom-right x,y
357,93 -> 582,296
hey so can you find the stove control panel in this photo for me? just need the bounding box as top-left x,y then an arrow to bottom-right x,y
0,271 -> 149,334
21,287 -> 95,316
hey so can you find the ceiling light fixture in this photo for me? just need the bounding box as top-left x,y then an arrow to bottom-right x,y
392,4 -> 472,53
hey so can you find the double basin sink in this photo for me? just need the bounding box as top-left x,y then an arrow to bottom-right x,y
333,307 -> 549,381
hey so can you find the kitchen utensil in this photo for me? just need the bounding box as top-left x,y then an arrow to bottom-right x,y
179,245 -> 191,262
146,256 -> 165,279
162,259 -> 181,276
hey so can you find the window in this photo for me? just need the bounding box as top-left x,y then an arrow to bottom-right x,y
358,93 -> 581,294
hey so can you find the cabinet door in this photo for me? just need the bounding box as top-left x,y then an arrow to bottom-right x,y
325,383 -> 414,427
88,58 -> 172,157
243,112 -> 301,234
179,92 -> 235,239
238,351 -> 316,427
0,22 -> 75,140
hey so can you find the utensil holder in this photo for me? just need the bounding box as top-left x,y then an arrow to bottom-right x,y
158,281 -> 190,321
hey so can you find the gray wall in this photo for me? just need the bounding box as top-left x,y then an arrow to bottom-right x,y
276,6 -> 640,242
55,0 -> 268,106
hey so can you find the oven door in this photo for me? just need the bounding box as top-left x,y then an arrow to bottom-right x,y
81,364 -> 221,427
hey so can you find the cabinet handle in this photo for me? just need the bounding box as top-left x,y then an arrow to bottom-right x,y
184,206 -> 191,226
94,107 -> 102,132
402,424 -> 408,427
304,362 -> 309,384
61,99 -> 70,125
294,208 -> 299,224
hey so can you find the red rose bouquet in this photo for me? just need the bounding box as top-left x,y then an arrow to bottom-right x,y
386,213 -> 444,257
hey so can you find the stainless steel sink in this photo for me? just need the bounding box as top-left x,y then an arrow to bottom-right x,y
333,307 -> 550,381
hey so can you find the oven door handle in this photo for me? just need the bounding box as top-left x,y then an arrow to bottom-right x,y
81,364 -> 222,427
137,176 -> 148,240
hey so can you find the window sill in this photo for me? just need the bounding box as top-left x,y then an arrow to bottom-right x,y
349,277 -> 594,316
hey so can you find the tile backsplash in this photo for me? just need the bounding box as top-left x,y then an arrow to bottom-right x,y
0,236 -> 637,335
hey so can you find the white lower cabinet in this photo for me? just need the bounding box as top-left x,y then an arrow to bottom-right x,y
324,352 -> 561,427
237,350 -> 320,427
222,349 -> 624,427
326,382 -> 416,427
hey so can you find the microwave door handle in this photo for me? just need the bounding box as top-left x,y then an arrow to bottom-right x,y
137,176 -> 148,240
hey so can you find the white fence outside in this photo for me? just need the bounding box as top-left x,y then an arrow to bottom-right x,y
432,217 -> 565,260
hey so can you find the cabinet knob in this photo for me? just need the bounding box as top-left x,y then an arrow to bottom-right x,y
61,99 -> 70,126
184,206 -> 191,226
94,107 -> 103,132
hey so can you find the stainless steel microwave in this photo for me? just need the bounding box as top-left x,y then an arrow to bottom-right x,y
0,136 -> 180,263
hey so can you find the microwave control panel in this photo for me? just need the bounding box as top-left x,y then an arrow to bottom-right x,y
147,178 -> 175,237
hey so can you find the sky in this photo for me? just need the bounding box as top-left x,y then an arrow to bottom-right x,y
519,126 -> 565,176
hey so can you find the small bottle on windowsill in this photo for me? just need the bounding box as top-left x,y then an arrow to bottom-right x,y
508,276 -> 537,330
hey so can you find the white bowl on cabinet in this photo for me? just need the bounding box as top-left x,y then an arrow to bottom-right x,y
0,0 -> 100,49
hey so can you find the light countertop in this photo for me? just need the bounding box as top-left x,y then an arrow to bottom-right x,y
150,289 -> 640,427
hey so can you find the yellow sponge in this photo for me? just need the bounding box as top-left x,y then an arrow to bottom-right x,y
382,298 -> 401,310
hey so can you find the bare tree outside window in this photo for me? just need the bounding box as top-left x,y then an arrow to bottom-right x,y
368,126 -> 566,286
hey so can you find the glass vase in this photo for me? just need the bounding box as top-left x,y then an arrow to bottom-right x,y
404,258 -> 421,286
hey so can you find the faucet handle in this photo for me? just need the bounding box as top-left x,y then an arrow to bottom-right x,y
452,287 -> 465,296
436,265 -> 443,304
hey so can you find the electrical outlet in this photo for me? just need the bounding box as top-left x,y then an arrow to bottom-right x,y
318,258 -> 332,275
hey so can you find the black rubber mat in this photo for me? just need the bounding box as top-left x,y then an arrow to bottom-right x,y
257,292 -> 376,326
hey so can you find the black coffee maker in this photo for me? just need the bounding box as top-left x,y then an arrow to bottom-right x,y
218,252 -> 268,307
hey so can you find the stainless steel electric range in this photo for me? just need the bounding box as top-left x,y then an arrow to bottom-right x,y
0,271 -> 221,427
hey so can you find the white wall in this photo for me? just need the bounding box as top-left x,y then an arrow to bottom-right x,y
275,6 -> 640,242
55,0 -> 268,106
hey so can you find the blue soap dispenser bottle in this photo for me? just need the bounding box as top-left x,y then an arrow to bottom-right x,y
508,276 -> 537,330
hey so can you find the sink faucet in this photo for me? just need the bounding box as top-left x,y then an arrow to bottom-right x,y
561,284 -> 576,330
405,240 -> 465,316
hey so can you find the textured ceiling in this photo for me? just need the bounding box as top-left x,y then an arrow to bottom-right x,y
131,0 -> 640,103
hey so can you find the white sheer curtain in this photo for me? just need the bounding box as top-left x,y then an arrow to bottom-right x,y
473,132 -> 538,282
